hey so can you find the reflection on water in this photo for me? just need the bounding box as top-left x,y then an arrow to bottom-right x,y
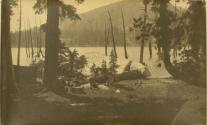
12,47 -> 170,78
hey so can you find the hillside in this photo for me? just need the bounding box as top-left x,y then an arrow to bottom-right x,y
60,0 -> 151,31
11,0 -> 178,47
60,0 -> 154,46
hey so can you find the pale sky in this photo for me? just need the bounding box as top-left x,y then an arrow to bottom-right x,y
11,0 -> 188,32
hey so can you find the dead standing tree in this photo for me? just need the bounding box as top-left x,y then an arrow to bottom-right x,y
104,21 -> 108,56
39,18 -> 44,57
35,16 -> 40,57
16,0 -> 22,82
121,9 -> 128,59
23,23 -> 29,58
149,40 -> 152,58
28,20 -> 35,60
108,10 -> 117,58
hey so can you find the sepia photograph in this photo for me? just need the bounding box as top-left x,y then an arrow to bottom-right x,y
1,0 -> 206,125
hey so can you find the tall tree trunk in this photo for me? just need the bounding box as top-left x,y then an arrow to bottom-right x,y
140,4 -> 147,63
108,11 -> 117,58
25,22 -> 31,58
16,0 -> 22,82
44,0 -> 60,91
121,9 -> 128,59
26,28 -> 31,58
159,1 -> 182,79
162,45 -> 180,78
24,27 -> 29,58
39,28 -> 44,57
35,17 -> 40,57
140,40 -> 145,63
104,21 -> 108,56
173,0 -> 177,58
1,0 -> 17,124
28,20 -> 34,59
39,18 -> 44,57
149,41 -> 152,58
157,43 -> 162,60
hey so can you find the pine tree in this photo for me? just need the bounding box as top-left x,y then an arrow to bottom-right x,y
151,0 -> 206,86
101,60 -> 108,77
133,0 -> 152,63
1,0 -> 18,124
151,0 -> 180,77
109,50 -> 119,80
108,11 -> 117,58
33,0 -> 84,91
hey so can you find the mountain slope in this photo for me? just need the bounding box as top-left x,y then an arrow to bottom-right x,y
60,0 -> 149,31
60,0 -> 154,46
11,0 -> 179,47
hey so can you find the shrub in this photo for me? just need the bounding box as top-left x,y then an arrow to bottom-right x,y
58,43 -> 88,87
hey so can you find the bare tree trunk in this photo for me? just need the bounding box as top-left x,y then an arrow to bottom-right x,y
104,21 -> 108,56
26,28 -> 31,58
1,0 -> 18,124
25,23 -> 31,58
44,0 -> 60,91
173,0 -> 177,58
24,25 -> 29,58
28,20 -> 34,59
157,43 -> 162,60
140,4 -> 147,64
39,19 -> 44,57
140,41 -> 145,63
159,1 -> 181,79
163,44 -> 181,78
16,0 -> 22,83
121,9 -> 128,59
35,17 -> 40,57
39,29 -> 44,57
149,41 -> 152,58
108,11 -> 117,58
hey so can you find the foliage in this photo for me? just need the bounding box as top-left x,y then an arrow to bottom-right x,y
150,0 -> 206,86
100,60 -> 108,77
33,0 -> 84,21
89,60 -> 111,83
90,63 -> 99,78
173,1 -> 206,84
109,50 -> 119,77
132,17 -> 153,42
58,43 -> 88,87
7,0 -> 18,15
131,0 -> 153,42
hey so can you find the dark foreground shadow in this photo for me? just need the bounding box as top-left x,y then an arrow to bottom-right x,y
6,96 -> 185,125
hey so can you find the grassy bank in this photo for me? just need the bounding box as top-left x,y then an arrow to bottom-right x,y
7,78 -> 205,125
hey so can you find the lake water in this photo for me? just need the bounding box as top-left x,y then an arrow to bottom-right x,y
12,47 -> 171,78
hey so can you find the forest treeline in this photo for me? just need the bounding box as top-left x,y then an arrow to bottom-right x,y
11,24 -> 153,47
11,26 -> 145,47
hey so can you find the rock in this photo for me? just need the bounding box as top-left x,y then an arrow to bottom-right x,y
36,78 -> 43,84
142,65 -> 151,77
130,62 -> 145,71
34,91 -> 70,104
78,83 -> 91,89
171,99 -> 206,125
98,84 -> 109,90
115,89 -> 121,93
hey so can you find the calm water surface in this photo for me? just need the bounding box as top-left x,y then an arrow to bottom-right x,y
12,47 -> 170,78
